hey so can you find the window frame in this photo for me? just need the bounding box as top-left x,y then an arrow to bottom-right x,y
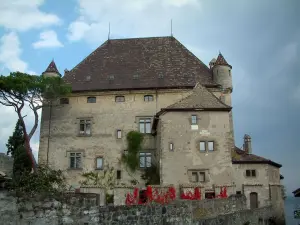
69,152 -> 82,169
189,170 -> 206,183
169,142 -> 174,151
191,115 -> 197,125
95,157 -> 103,170
60,98 -> 69,104
139,152 -> 152,168
87,97 -> 96,103
199,141 -> 206,152
116,170 -> 121,179
117,129 -> 122,139
79,119 -> 91,136
144,95 -> 154,102
139,118 -> 151,134
208,141 -> 214,151
115,96 -> 125,102
246,169 -> 257,177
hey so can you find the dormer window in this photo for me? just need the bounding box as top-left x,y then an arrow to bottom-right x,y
133,74 -> 139,80
144,95 -> 153,102
87,97 -> 96,103
60,98 -> 69,104
115,96 -> 125,102
158,74 -> 164,79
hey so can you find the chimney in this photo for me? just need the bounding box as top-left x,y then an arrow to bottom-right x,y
243,134 -> 252,154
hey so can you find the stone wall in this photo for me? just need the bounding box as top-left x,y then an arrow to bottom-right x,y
0,191 -> 276,225
0,153 -> 13,176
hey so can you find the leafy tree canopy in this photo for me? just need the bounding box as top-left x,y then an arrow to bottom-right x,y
0,72 -> 71,169
6,119 -> 24,157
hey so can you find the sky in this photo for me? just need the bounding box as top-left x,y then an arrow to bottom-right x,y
0,0 -> 299,195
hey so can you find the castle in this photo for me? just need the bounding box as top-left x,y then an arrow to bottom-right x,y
38,36 -> 284,211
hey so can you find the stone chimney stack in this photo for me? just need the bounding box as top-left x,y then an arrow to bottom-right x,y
243,134 -> 252,154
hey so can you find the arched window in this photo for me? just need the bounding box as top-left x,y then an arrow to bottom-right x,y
115,96 -> 125,102
144,95 -> 154,101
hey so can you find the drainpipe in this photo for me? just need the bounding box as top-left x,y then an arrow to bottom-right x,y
46,102 -> 52,165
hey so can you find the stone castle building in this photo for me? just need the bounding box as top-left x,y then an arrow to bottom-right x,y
38,36 -> 284,211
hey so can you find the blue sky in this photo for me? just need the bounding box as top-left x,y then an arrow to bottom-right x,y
0,0 -> 299,195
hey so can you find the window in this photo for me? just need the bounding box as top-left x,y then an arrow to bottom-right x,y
79,119 -> 91,135
124,150 -> 128,155
199,172 -> 205,182
139,152 -> 152,168
189,171 -> 206,183
60,98 -> 69,104
115,96 -> 125,102
70,153 -> 82,169
191,115 -> 197,124
96,157 -> 103,169
169,143 -> 174,151
208,141 -> 214,151
236,191 -> 242,195
87,97 -> 96,103
133,74 -> 139,80
117,170 -> 121,179
139,118 -> 151,134
246,169 -> 256,177
158,73 -> 164,79
200,141 -> 206,152
144,95 -> 154,102
117,130 -> 122,139
191,172 -> 198,182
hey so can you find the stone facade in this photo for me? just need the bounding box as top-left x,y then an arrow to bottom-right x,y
38,37 -> 284,221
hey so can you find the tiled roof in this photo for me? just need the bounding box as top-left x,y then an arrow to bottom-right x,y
163,82 -> 231,111
63,36 -> 219,92
43,60 -> 60,75
232,147 -> 281,168
214,52 -> 232,69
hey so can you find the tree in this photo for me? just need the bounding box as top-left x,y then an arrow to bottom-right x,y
12,145 -> 32,179
0,72 -> 71,170
6,119 -> 24,156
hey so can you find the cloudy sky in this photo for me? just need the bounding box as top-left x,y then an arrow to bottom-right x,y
0,0 -> 299,195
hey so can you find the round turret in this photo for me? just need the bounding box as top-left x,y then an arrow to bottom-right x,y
212,52 -> 232,92
209,58 -> 216,69
42,60 -> 61,77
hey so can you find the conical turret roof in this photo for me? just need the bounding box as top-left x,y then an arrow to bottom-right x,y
43,60 -> 60,75
215,52 -> 232,68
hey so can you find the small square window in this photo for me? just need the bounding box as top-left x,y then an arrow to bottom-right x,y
208,141 -> 214,151
191,172 -> 198,182
79,119 -> 91,135
169,143 -> 174,151
200,141 -> 206,152
70,153 -> 82,169
96,157 -> 103,169
60,98 -> 69,104
87,97 -> 96,103
117,130 -> 122,139
117,170 -> 121,179
199,172 -> 205,182
133,74 -> 139,80
124,150 -> 128,155
139,118 -> 151,134
144,95 -> 154,101
251,170 -> 256,177
236,191 -> 242,195
191,115 -> 197,124
246,170 -> 251,177
115,96 -> 125,102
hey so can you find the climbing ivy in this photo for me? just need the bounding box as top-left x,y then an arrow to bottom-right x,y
141,163 -> 160,185
122,131 -> 144,172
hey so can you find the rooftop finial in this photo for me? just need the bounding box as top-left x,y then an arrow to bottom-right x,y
108,22 -> 111,40
171,19 -> 173,36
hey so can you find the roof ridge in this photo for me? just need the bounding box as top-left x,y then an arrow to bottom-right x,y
108,36 -> 174,41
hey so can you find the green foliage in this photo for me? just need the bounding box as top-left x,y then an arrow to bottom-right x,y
6,119 -> 24,157
11,165 -> 66,197
122,131 -> 144,172
141,163 -> 160,185
80,165 -> 116,190
13,145 -> 32,179
106,193 -> 114,204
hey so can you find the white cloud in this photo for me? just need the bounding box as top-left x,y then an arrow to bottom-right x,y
0,32 -> 35,74
33,30 -> 64,49
67,0 -> 201,44
0,0 -> 61,32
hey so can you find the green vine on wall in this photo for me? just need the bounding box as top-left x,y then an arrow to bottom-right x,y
122,131 -> 144,172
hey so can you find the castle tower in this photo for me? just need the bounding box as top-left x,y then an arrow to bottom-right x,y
42,60 -> 61,77
210,52 -> 235,146
212,52 -> 232,93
